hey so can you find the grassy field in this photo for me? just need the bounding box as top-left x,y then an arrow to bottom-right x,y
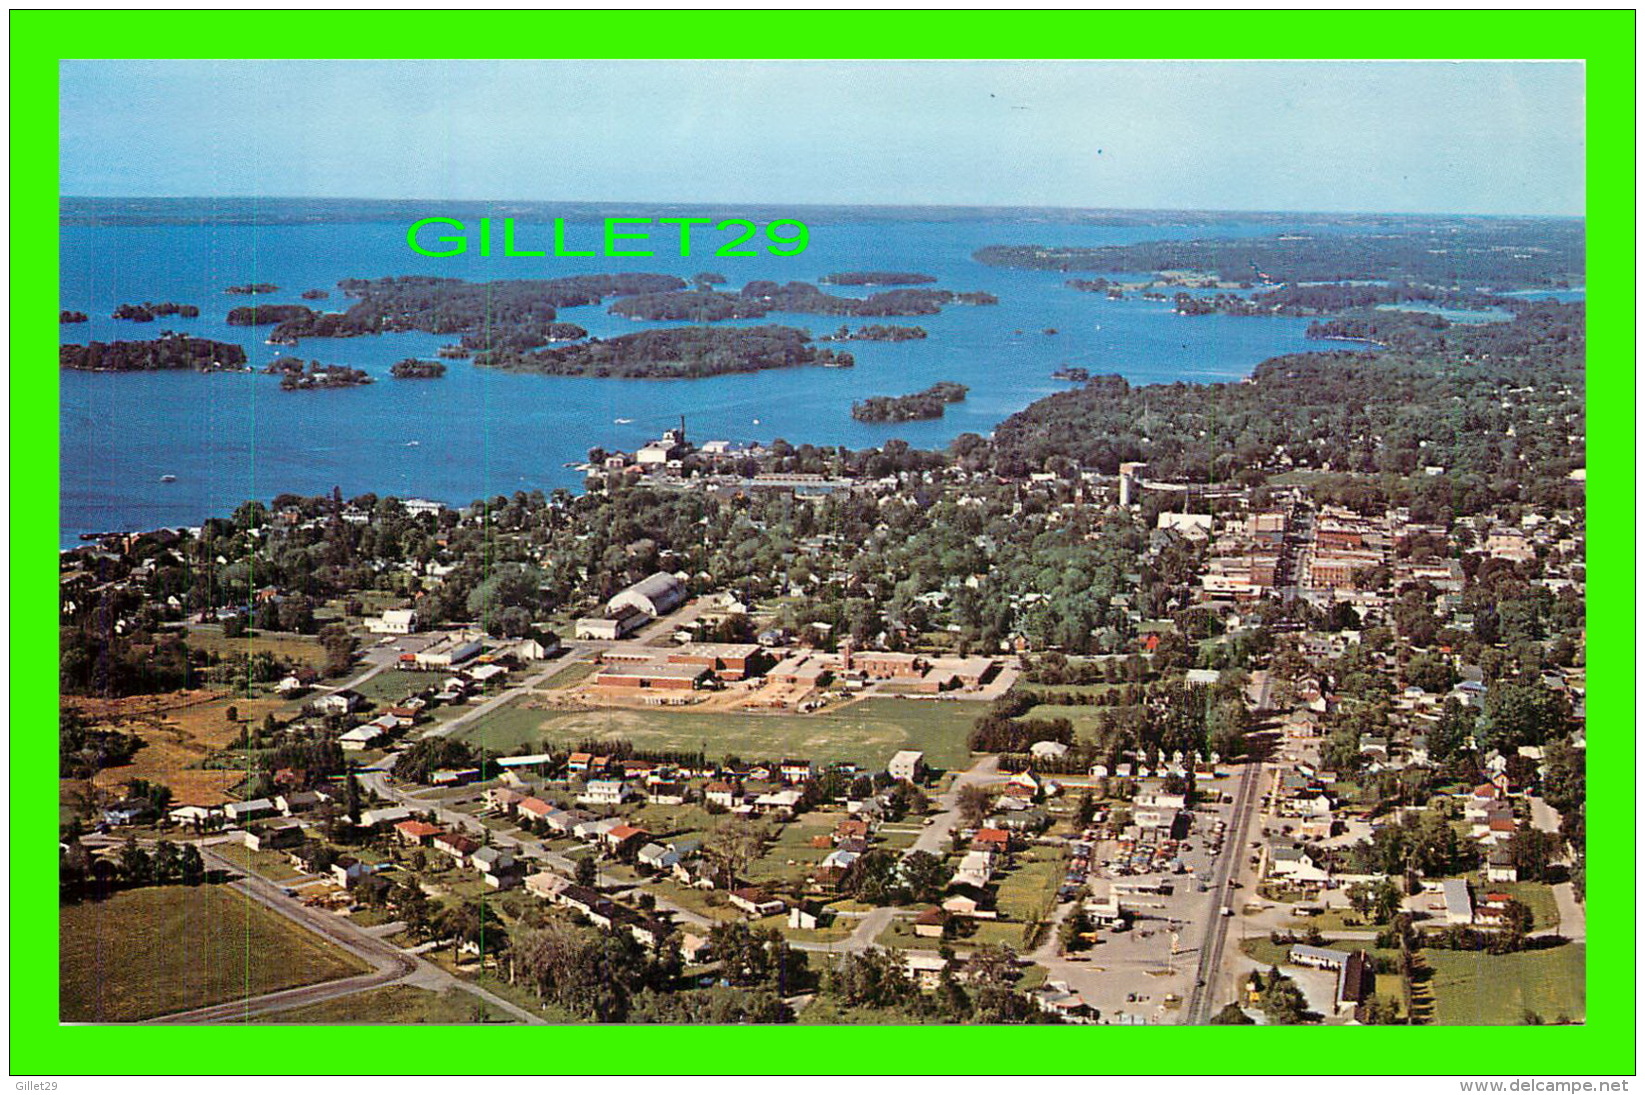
213,843 -> 307,881
240,985 -> 514,1024
991,850 -> 1067,923
744,814 -> 839,890
61,884 -> 369,1021
185,626 -> 326,668
1467,878 -> 1561,932
1425,943 -> 1585,1025
1023,703 -> 1144,738
536,659 -> 598,690
66,690 -> 287,808
454,696 -> 978,770
353,669 -> 439,708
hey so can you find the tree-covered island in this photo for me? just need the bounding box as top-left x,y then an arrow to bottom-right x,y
264,359 -> 373,390
60,335 -> 249,373
478,324 -> 853,379
113,302 -> 200,321
820,324 -> 929,342
389,358 -> 448,379
608,281 -> 996,322
852,381 -> 969,422
819,271 -> 939,286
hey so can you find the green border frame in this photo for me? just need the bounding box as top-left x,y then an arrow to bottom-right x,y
11,9 -> 1635,1076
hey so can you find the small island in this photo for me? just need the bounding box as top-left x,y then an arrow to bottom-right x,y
819,271 -> 938,286
851,381 -> 968,422
389,358 -> 447,379
300,288 -> 330,300
112,302 -> 199,322
227,303 -> 317,327
264,359 -> 373,390
60,310 -> 89,324
61,334 -> 248,373
820,324 -> 928,342
609,280 -> 996,322
481,324 -> 852,379
1051,366 -> 1091,382
225,283 -> 280,295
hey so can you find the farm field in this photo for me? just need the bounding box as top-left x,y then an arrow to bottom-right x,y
60,884 -> 369,1021
453,696 -> 977,770
1425,943 -> 1585,1025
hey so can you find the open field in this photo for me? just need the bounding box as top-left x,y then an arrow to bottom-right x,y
183,626 -> 326,668
1024,703 -> 1141,737
453,696 -> 977,770
353,669 -> 437,707
65,690 -> 288,807
991,850 -> 1067,922
1425,943 -> 1584,1025
535,659 -> 598,691
61,884 -> 369,1021
237,985 -> 513,1024
213,843 -> 308,881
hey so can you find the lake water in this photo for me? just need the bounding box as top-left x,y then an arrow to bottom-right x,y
61,215 -> 1327,544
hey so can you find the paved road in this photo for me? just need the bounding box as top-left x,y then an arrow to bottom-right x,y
788,906 -> 902,955
1182,756 -> 1265,1025
1528,796 -> 1585,942
906,754 -> 1002,857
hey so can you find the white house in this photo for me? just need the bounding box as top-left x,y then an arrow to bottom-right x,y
367,608 -> 419,635
888,750 -> 926,782
578,779 -> 633,806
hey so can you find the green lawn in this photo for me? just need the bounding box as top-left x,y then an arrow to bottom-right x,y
536,659 -> 598,690
454,696 -> 978,770
1425,943 -> 1585,1025
878,916 -> 1034,953
1239,936 -> 1401,971
354,669 -> 439,707
1467,878 -> 1561,932
214,843 -> 307,882
61,885 -> 369,1021
647,878 -> 741,922
1023,703 -> 1146,739
239,985 -> 515,1024
991,851 -> 1067,923
629,802 -> 720,841
185,626 -> 325,668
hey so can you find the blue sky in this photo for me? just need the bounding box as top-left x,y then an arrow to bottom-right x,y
60,60 -> 1585,215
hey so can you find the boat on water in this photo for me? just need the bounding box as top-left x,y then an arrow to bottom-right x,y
613,417 -> 633,424
159,474 -> 177,483
404,440 -> 420,447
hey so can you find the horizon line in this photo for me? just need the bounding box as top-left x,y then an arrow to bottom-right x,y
60,195 -> 1586,221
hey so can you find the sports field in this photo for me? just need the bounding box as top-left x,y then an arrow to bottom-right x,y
454,696 -> 978,770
